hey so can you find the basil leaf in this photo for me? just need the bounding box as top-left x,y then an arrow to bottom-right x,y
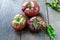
54,0 -> 58,3
56,6 -> 60,9
45,0 -> 60,11
46,24 -> 56,40
51,2 -> 57,8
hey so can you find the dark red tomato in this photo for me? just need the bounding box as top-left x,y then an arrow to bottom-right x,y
12,14 -> 27,31
27,16 -> 46,32
22,1 -> 40,17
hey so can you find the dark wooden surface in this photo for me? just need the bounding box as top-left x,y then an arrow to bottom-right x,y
0,0 -> 60,40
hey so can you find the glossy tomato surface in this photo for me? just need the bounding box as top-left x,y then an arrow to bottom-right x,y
27,16 -> 46,32
22,1 -> 40,17
12,14 -> 27,31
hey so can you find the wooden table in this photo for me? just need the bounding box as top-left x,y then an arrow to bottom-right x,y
0,0 -> 60,40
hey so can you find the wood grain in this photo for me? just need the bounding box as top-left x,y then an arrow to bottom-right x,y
0,0 -> 24,40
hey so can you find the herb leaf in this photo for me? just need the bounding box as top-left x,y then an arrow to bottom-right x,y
46,0 -> 60,11
46,24 -> 56,40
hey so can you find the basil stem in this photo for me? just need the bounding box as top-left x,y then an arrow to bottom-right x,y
46,24 -> 56,40
46,0 -> 60,11
45,2 -> 51,6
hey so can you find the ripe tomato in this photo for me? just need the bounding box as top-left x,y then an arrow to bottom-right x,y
22,1 -> 40,17
12,14 -> 27,31
27,16 -> 46,32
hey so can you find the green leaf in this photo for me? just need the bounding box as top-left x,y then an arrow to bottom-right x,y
54,0 -> 58,3
51,2 -> 57,7
46,24 -> 56,40
45,0 -> 60,11
56,6 -> 60,9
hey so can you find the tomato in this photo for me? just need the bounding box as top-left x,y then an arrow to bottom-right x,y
22,1 -> 40,17
12,14 -> 27,31
27,16 -> 46,32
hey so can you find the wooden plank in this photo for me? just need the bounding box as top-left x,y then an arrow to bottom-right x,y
47,0 -> 60,40
21,0 -> 49,40
0,0 -> 24,40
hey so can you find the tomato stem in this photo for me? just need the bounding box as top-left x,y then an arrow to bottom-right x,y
26,5 -> 32,9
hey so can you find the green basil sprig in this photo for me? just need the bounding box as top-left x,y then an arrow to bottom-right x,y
46,24 -> 56,40
46,0 -> 60,11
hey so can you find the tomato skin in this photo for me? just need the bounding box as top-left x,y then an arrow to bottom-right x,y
27,16 -> 46,32
12,23 -> 26,31
12,14 -> 27,31
22,1 -> 40,17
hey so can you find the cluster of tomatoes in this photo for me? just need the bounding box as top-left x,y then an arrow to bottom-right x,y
12,1 -> 46,32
